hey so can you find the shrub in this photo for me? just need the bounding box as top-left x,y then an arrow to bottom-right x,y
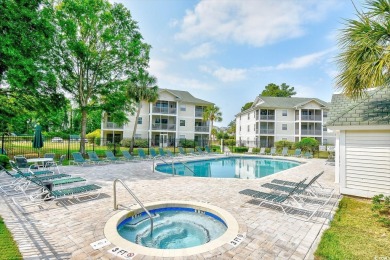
233,147 -> 248,153
252,148 -> 260,153
179,139 -> 195,148
275,140 -> 293,149
120,138 -> 132,147
372,194 -> 390,228
224,139 -> 236,146
295,138 -> 319,152
86,129 -> 101,143
134,139 -> 148,148
0,155 -> 10,168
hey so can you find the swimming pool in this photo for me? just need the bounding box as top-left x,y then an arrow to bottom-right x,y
155,156 -> 300,179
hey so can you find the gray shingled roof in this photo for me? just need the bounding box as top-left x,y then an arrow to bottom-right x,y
326,87 -> 390,126
236,96 -> 329,116
159,89 -> 213,105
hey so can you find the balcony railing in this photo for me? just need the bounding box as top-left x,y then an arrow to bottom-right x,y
104,122 -> 124,129
300,115 -> 322,121
151,123 -> 176,130
259,115 -> 275,120
195,111 -> 203,117
195,126 -> 209,132
152,107 -> 177,114
259,129 -> 275,134
300,130 -> 322,135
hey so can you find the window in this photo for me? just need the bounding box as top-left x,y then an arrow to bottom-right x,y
180,120 -> 185,126
180,104 -> 186,111
323,125 -> 327,132
248,113 -> 250,119
323,138 -> 328,144
254,124 -> 256,131
137,117 -> 142,124
282,110 -> 287,116
239,126 -> 241,131
247,125 -> 250,132
179,135 -> 185,140
323,111 -> 328,117
282,124 -> 287,130
135,134 -> 142,139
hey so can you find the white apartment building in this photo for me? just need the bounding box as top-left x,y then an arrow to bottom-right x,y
235,96 -> 335,147
101,89 -> 213,146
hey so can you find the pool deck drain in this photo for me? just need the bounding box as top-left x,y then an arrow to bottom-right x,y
0,154 -> 339,259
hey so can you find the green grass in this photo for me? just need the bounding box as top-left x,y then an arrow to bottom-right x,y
0,216 -> 22,260
315,196 -> 390,260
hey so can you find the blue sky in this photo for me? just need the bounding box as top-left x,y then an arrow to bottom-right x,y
114,0 -> 364,126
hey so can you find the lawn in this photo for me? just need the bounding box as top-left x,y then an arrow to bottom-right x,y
315,196 -> 390,260
0,216 -> 22,260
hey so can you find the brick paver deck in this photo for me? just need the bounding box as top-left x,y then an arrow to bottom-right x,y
0,155 -> 339,259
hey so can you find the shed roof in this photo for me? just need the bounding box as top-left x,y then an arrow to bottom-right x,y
326,87 -> 390,127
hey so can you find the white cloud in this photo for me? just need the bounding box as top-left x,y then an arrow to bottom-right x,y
200,66 -> 247,82
275,50 -> 330,70
182,42 -> 216,60
293,84 -> 316,98
175,0 -> 338,47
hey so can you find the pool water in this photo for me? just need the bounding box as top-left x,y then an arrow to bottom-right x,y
155,156 -> 300,179
117,207 -> 227,249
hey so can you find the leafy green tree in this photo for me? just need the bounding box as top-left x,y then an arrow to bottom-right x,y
227,120 -> 236,137
295,138 -> 319,153
337,0 -> 389,98
126,69 -> 158,151
49,0 -> 152,153
241,102 -> 253,112
202,105 -> 223,143
261,83 -> 296,97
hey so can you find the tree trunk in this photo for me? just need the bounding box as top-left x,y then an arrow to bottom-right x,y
130,104 -> 141,152
80,108 -> 87,154
209,120 -> 213,146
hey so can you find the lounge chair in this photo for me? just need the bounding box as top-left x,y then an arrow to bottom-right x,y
205,146 -> 218,155
121,151 -> 139,162
196,147 -> 206,155
149,148 -> 160,159
303,152 -> 313,159
166,150 -> 178,158
12,170 -> 101,212
45,154 -> 66,173
9,161 -> 54,177
245,147 -> 253,154
14,156 -> 31,169
43,153 -> 56,167
71,152 -> 92,166
258,147 -> 266,155
279,147 -> 289,156
178,147 -> 196,156
137,148 -> 151,160
223,146 -> 232,156
267,147 -> 277,156
105,151 -> 123,163
158,148 -> 168,158
293,149 -> 302,157
240,178 -> 320,221
87,151 -> 109,164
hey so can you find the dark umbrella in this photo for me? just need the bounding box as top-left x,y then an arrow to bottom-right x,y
33,124 -> 44,156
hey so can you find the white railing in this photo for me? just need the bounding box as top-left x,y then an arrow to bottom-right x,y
195,126 -> 209,132
104,122 -> 123,129
152,107 -> 177,114
152,123 -> 176,130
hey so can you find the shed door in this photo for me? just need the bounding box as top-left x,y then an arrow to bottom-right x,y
345,130 -> 390,194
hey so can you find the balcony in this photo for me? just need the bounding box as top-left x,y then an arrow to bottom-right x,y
104,122 -> 123,129
152,106 -> 177,114
195,126 -> 209,132
260,115 -> 275,120
259,129 -> 275,134
151,123 -> 176,131
301,115 -> 322,121
195,111 -> 203,117
300,130 -> 322,135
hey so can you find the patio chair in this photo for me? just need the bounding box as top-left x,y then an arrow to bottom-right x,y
0,166 -> 35,196
87,151 -> 109,164
258,147 -> 266,155
71,152 -> 92,166
239,178 -> 320,221
14,156 -> 30,169
245,147 -> 253,154
267,147 -> 277,156
43,153 -> 56,167
158,148 -> 168,158
45,154 -> 66,173
293,149 -> 302,157
303,152 -> 313,159
196,147 -> 206,155
178,147 -> 196,157
137,148 -> 151,160
121,151 -> 139,162
205,146 -> 218,155
149,148 -> 160,159
166,150 -> 178,158
279,147 -> 289,156
105,151 -> 123,163
9,161 -> 54,177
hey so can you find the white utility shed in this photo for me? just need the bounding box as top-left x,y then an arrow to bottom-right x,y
327,88 -> 390,198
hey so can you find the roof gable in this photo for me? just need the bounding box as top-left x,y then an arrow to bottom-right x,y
326,87 -> 390,127
158,88 -> 213,105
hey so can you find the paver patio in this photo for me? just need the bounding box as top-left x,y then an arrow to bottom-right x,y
0,155 -> 339,259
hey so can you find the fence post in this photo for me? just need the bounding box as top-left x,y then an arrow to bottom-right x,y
92,137 -> 95,152
173,137 -> 176,154
67,137 -> 71,160
113,142 -> 116,156
147,136 -> 150,155
1,134 -> 4,155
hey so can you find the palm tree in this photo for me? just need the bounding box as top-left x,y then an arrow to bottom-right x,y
127,70 -> 158,151
202,105 -> 222,145
336,0 -> 390,99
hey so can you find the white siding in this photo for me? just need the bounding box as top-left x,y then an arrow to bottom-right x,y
343,130 -> 390,197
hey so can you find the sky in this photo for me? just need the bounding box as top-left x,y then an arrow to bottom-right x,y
113,0 -> 364,126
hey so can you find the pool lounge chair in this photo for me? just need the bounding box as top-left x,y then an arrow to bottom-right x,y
158,148 -> 169,158
205,146 -> 218,155
239,178 -> 320,221
279,147 -> 289,156
87,151 -> 109,164
258,147 -> 266,155
71,152 -> 92,166
9,161 -> 54,177
267,147 -> 277,156
137,148 -> 151,160
105,151 -> 123,163
196,147 -> 207,155
178,147 -> 197,157
12,170 -> 102,212
121,151 -> 139,162
293,149 -> 302,157
45,155 -> 66,174
149,148 -> 161,159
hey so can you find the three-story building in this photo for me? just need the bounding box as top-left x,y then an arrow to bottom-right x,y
101,89 -> 213,146
235,96 -> 335,147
